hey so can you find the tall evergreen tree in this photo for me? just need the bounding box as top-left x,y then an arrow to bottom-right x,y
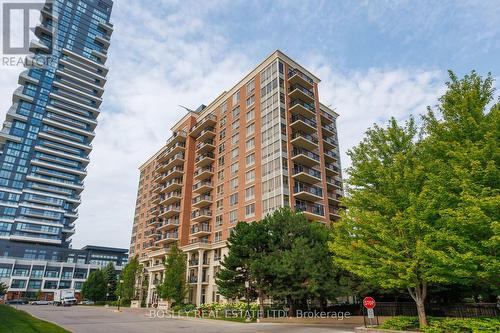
156,244 -> 187,306
81,270 -> 107,302
103,262 -> 117,301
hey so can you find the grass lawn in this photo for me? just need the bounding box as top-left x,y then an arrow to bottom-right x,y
0,305 -> 70,333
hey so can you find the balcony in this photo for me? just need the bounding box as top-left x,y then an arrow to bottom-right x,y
190,223 -> 211,237
322,123 -> 335,137
329,205 -> 341,220
191,209 -> 212,223
289,85 -> 315,104
156,231 -> 179,245
191,114 -> 217,137
321,110 -> 335,125
288,69 -> 314,89
157,218 -> 180,232
326,177 -> 343,190
188,258 -> 199,266
192,194 -> 212,208
292,164 -> 322,184
159,190 -> 182,206
323,136 -> 337,150
151,195 -> 160,205
194,166 -> 214,180
188,276 -> 198,284
295,202 -> 325,220
163,152 -> 185,170
165,130 -> 187,148
325,162 -> 340,176
198,126 -> 216,142
289,99 -> 316,118
195,152 -> 215,168
290,114 -> 317,134
291,131 -> 319,151
327,190 -> 342,204
162,166 -> 184,182
324,150 -> 338,163
161,178 -> 183,193
158,142 -> 185,163
294,181 -> 323,202
158,204 -> 181,219
196,140 -> 215,154
193,179 -> 213,194
292,148 -> 320,167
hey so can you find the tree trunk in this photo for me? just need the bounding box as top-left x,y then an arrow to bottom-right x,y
288,297 -> 295,317
408,282 -> 428,327
258,288 -> 265,318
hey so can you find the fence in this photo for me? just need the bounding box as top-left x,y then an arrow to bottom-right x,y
366,302 -> 499,318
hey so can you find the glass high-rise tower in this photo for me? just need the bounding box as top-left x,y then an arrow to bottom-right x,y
0,0 -> 113,248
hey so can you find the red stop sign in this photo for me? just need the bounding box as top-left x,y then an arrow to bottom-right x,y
363,297 -> 376,309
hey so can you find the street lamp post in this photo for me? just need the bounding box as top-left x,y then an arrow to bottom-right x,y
117,279 -> 124,311
245,281 -> 251,322
106,283 -> 110,304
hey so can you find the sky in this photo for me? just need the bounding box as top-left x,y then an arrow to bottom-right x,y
0,0 -> 499,249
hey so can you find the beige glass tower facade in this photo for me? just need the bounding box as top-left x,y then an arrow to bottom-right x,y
129,50 -> 343,306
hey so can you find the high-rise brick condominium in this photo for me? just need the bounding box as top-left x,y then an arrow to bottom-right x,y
129,50 -> 343,306
0,0 -> 128,301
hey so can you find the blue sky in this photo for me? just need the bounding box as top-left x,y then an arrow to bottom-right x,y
0,0 -> 498,248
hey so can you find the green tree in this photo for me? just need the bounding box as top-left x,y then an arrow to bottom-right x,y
0,282 -> 7,299
330,71 -> 499,328
36,289 -> 43,301
118,257 -> 140,301
103,262 -> 117,301
81,270 -> 107,302
156,244 -> 187,305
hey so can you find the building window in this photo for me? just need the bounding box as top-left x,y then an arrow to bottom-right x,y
230,177 -> 238,190
229,193 -> 238,206
245,203 -> 255,218
231,134 -> 239,145
231,148 -> 239,160
246,95 -> 255,108
218,156 -> 225,167
217,170 -> 224,182
231,120 -> 239,131
216,184 -> 224,196
215,215 -> 223,227
216,199 -> 223,211
245,169 -> 255,183
232,91 -> 240,106
245,186 -> 255,200
220,116 -> 226,127
232,106 -> 240,118
246,123 -> 255,137
220,102 -> 227,115
246,138 -> 255,151
246,109 -> 255,122
246,79 -> 255,95
230,162 -> 239,175
219,129 -> 226,140
245,153 -> 255,167
229,210 -> 238,223
214,231 -> 222,242
218,142 -> 225,154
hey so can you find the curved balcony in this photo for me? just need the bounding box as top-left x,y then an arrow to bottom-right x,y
323,136 -> 337,150
162,152 -> 185,171
191,114 -> 217,137
160,178 -> 183,193
321,110 -> 335,125
325,162 -> 340,176
198,126 -> 216,142
191,209 -> 212,223
194,166 -> 214,181
192,194 -> 212,209
162,166 -> 184,183
157,218 -> 180,232
290,114 -> 317,134
324,150 -> 338,163
158,142 -> 185,163
159,190 -> 182,206
292,164 -> 322,184
294,181 -> 323,202
289,99 -> 316,119
158,204 -> 181,219
196,139 -> 215,154
190,223 -> 211,237
195,152 -> 215,168
289,85 -> 315,104
193,180 -> 213,194
292,148 -> 320,167
295,202 -> 325,220
326,176 -> 343,190
291,131 -> 319,151
165,130 -> 187,148
322,123 -> 335,137
288,69 -> 314,89
327,190 -> 342,204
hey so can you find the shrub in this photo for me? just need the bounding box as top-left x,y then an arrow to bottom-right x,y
381,317 -> 500,333
381,316 -> 420,331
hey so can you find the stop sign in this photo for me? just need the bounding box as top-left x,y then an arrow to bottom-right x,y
363,297 -> 376,309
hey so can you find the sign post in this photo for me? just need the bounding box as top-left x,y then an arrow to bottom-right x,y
363,297 -> 376,327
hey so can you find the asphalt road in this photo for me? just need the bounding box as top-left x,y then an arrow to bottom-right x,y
16,305 -> 356,333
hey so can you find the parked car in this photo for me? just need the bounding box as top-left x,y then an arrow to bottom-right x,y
80,300 -> 95,305
30,300 -> 52,305
6,299 -> 28,305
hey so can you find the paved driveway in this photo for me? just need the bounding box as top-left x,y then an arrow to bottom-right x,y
16,305 -> 355,333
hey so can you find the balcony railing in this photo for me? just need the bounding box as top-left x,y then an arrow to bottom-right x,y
191,223 -> 211,234
193,180 -> 213,191
292,131 -> 319,144
292,148 -> 320,162
192,194 -> 212,204
294,181 -> 323,197
295,202 -> 325,217
288,69 -> 314,86
289,85 -> 314,98
195,152 -> 215,163
191,209 -> 212,219
290,99 -> 315,113
165,130 -> 187,146
293,164 -> 321,179
194,166 -> 214,177
291,114 -> 317,128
